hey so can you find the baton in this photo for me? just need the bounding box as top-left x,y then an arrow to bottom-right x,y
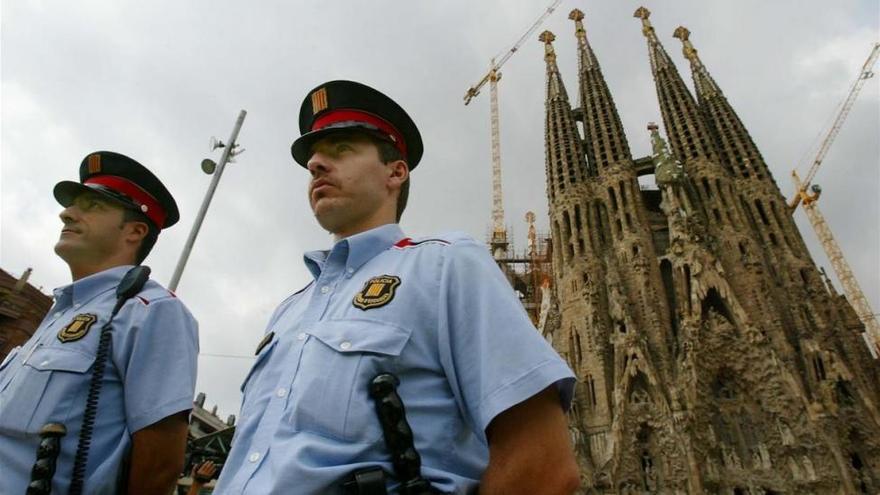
26,423 -> 67,495
369,373 -> 435,495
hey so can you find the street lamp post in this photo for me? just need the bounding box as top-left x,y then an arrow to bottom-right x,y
169,109 -> 247,292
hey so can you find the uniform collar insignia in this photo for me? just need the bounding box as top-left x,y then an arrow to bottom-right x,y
255,331 -> 275,355
353,275 -> 401,310
57,313 -> 98,343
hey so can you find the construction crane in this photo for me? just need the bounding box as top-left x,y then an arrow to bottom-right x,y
464,0 -> 562,259
789,42 -> 880,358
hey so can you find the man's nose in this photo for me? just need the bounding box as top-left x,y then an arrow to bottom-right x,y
307,154 -> 330,177
59,205 -> 78,224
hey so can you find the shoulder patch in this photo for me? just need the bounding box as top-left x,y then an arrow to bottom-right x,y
136,296 -> 150,305
58,313 -> 98,343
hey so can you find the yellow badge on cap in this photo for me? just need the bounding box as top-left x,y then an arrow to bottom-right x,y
353,275 -> 401,310
57,313 -> 98,343
311,87 -> 328,114
87,154 -> 102,174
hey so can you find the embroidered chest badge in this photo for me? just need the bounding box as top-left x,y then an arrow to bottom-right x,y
57,313 -> 98,343
353,275 -> 401,310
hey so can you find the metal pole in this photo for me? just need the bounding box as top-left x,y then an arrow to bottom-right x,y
169,109 -> 247,291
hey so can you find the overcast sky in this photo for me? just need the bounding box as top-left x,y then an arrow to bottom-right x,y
2,1 -> 878,417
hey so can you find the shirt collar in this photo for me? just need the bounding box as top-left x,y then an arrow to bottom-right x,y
53,265 -> 136,308
303,223 -> 405,279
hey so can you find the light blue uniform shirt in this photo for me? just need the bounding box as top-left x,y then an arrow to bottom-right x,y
0,265 -> 199,495
215,224 -> 574,494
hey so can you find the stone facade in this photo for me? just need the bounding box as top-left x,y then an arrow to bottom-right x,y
538,8 -> 880,494
0,268 -> 52,360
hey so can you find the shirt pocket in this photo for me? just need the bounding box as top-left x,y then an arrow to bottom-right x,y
240,338 -> 278,394
290,319 -> 412,443
0,346 -> 94,436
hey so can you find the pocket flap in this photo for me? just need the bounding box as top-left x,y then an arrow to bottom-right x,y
26,347 -> 94,373
309,319 -> 412,356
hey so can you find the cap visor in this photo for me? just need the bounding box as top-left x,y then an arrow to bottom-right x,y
53,181 -> 140,213
290,123 -> 391,167
53,181 -> 92,207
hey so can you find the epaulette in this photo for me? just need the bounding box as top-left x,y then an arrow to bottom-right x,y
276,281 -> 314,307
132,280 -> 177,305
393,237 -> 451,249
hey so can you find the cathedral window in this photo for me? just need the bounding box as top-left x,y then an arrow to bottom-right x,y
586,374 -> 597,407
575,205 -> 585,254
608,187 -> 618,210
835,379 -> 855,406
712,368 -> 737,400
754,200 -> 770,226
812,354 -> 827,382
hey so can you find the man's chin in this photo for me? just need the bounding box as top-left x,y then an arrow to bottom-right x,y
54,240 -> 79,260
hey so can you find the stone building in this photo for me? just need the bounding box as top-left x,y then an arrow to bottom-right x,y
0,268 -> 52,360
537,7 -> 880,493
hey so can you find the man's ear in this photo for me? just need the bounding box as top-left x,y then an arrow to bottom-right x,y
387,160 -> 409,190
123,220 -> 150,244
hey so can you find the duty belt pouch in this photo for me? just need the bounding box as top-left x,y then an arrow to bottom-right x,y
341,466 -> 388,495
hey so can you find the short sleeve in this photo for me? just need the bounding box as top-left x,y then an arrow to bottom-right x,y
436,239 -> 575,440
114,297 -> 199,433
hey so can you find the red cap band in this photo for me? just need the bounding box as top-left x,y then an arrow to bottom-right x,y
312,109 -> 407,158
85,175 -> 167,228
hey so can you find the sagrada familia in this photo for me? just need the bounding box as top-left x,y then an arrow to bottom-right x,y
535,7 -> 880,494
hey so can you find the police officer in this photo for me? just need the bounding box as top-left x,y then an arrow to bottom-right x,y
0,151 -> 200,494
215,81 -> 579,494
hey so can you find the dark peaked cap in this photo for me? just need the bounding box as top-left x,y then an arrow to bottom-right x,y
53,151 -> 180,229
290,80 -> 424,170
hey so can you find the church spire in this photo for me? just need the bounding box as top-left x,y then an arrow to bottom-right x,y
633,7 -> 722,168
541,30 -> 589,198
673,26 -> 775,183
570,9 -> 632,174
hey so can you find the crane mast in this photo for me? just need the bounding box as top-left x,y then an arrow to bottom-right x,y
489,66 -> 506,255
464,0 -> 562,259
798,180 -> 880,358
789,43 -> 880,358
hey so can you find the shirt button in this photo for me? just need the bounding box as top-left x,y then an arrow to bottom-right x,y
249,452 -> 261,463
320,285 -> 331,294
340,341 -> 352,350
276,388 -> 287,398
53,312 -> 62,318
73,304 -> 81,309
297,332 -> 307,341
346,267 -> 354,274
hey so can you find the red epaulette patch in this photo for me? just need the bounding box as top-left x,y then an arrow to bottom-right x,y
136,296 -> 150,305
393,238 -> 450,249
167,290 -> 178,298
